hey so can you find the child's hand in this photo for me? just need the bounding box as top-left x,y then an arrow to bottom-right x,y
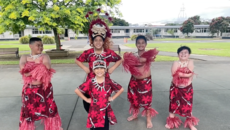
83,67 -> 90,74
24,73 -> 31,77
86,98 -> 91,103
108,68 -> 114,74
178,72 -> 184,77
108,97 -> 113,102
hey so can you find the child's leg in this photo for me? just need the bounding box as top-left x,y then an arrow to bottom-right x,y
127,77 -> 139,121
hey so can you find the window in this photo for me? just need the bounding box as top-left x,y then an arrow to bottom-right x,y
43,30 -> 52,34
125,29 -> 129,33
32,28 -> 52,34
134,29 -> 144,33
226,27 -> 230,33
32,29 -> 42,34
111,29 -> 120,33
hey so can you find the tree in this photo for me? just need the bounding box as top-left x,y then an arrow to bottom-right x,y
180,19 -> 195,36
112,17 -> 129,26
0,0 -> 121,50
188,15 -> 201,25
209,16 -> 230,36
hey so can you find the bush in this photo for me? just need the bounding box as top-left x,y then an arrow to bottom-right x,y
131,34 -> 138,41
28,34 -> 32,39
19,36 -> 29,44
37,35 -> 42,39
42,36 -> 55,44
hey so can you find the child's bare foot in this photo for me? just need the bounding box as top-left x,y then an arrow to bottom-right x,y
146,117 -> 153,128
190,125 -> 197,130
165,124 -> 170,129
127,115 -> 138,121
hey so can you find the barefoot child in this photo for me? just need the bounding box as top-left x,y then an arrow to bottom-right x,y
19,37 -> 62,130
165,46 -> 199,130
75,60 -> 124,130
122,35 -> 159,128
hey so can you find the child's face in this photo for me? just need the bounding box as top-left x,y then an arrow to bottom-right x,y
136,39 -> 146,51
93,36 -> 104,50
93,68 -> 106,77
178,49 -> 190,61
29,41 -> 43,54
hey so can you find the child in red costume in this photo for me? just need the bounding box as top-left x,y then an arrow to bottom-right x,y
165,46 -> 199,130
19,37 -> 62,130
75,60 -> 124,130
75,10 -> 122,113
122,35 -> 159,129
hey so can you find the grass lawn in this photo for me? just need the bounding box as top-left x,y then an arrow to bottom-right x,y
0,44 -> 56,51
125,42 -> 230,57
154,38 -> 216,41
0,40 -> 65,44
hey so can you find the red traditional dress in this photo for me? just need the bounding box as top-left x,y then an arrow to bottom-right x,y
123,49 -> 159,117
78,77 -> 122,128
19,56 -> 62,130
166,61 -> 199,129
76,48 -> 121,80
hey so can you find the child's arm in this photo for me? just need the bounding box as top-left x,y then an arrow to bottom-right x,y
43,54 -> 51,69
108,59 -> 122,74
75,88 -> 91,103
109,88 -> 124,102
171,61 -> 179,75
178,60 -> 194,78
75,60 -> 90,73
19,55 -> 27,70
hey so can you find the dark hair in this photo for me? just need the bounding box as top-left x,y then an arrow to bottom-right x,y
136,35 -> 147,44
29,37 -> 42,44
92,35 -> 105,42
177,46 -> 191,54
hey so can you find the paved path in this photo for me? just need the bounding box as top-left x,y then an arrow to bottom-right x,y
0,61 -> 230,130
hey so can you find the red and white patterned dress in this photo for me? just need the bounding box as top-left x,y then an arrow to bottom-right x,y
78,77 -> 122,128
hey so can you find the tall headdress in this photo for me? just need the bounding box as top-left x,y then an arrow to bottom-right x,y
85,8 -> 112,39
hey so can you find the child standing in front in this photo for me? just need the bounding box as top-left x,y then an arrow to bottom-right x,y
165,46 -> 199,130
123,35 -> 159,128
75,60 -> 124,130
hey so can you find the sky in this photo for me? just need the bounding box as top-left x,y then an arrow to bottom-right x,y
118,0 -> 230,24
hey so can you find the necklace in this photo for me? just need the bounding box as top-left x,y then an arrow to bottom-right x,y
179,60 -> 188,68
94,48 -> 104,60
30,54 -> 42,60
92,77 -> 105,91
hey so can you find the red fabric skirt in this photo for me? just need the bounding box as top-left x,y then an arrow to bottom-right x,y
169,82 -> 193,117
19,83 -> 62,129
128,76 -> 158,117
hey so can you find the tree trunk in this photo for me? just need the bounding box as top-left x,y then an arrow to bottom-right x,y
53,28 -> 60,50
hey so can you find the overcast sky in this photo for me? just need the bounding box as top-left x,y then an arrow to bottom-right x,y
119,0 -> 230,24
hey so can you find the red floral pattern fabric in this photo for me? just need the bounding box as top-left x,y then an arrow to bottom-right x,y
78,77 -> 122,128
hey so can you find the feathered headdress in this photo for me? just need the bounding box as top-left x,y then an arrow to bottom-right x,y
85,8 -> 112,39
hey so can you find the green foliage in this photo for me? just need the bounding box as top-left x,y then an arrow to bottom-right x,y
180,19 -> 194,36
209,16 -> 230,36
42,36 -> 55,44
0,0 -> 122,50
131,34 -> 138,41
37,35 -> 42,39
112,17 -> 129,26
189,15 -> 201,25
19,36 -> 29,44
28,34 -> 32,39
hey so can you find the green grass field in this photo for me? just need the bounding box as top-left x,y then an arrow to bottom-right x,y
125,42 -> 230,57
0,44 -> 56,51
127,38 -> 217,41
0,40 -> 64,45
